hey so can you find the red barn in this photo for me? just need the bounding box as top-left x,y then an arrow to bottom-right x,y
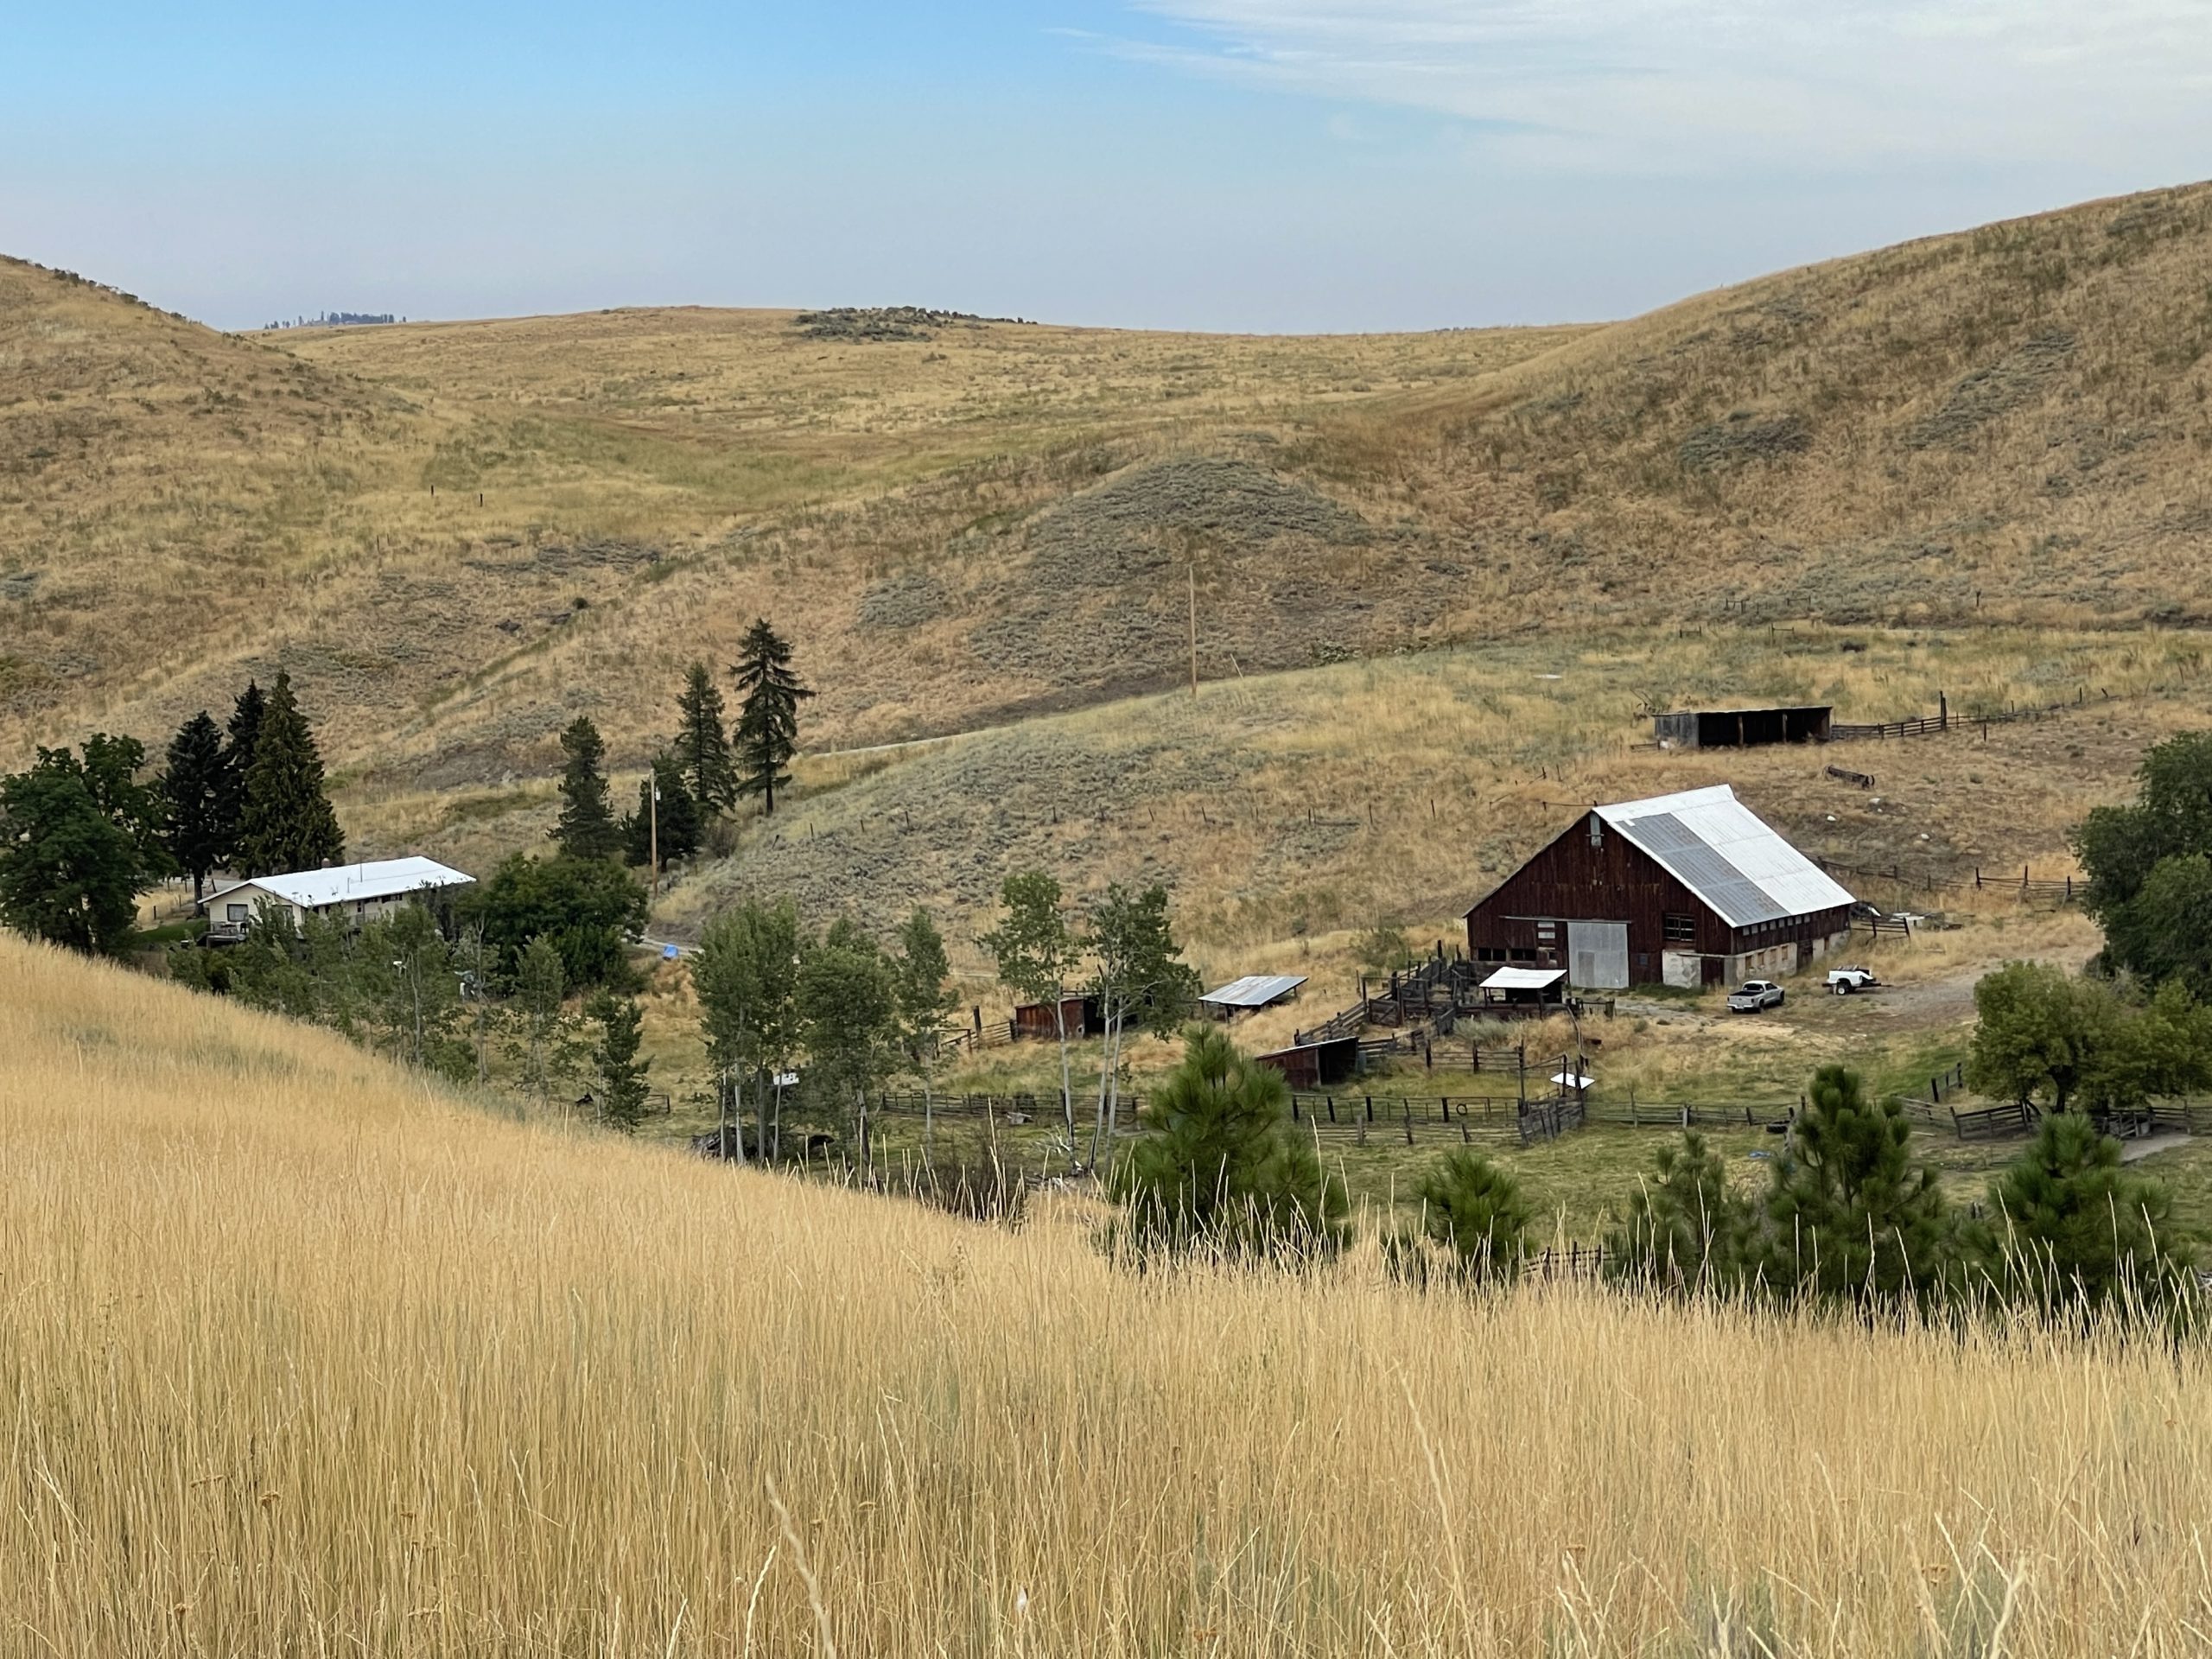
1464,785 -> 1855,990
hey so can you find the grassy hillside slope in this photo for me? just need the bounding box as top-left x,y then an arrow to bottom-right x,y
7,931 -> 2212,1656
8,180 -> 2211,798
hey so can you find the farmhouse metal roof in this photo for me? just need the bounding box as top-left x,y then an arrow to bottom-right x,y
1199,973 -> 1307,1009
201,856 -> 474,912
1479,966 -> 1566,991
1595,785 -> 1853,928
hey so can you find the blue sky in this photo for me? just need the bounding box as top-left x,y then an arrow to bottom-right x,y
6,1 -> 2210,332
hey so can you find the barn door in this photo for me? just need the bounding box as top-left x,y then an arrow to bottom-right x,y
1567,921 -> 1630,989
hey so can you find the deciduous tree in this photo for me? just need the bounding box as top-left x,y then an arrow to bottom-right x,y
0,746 -> 155,954
893,906 -> 959,1153
982,871 -> 1084,1155
694,896 -> 808,1160
1084,882 -> 1200,1168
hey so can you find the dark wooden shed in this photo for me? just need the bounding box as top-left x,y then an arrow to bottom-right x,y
1011,995 -> 1103,1041
1255,1036 -> 1360,1091
1654,705 -> 1832,749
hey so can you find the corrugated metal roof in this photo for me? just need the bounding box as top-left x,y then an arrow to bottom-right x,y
1480,966 -> 1565,990
1596,785 -> 1853,928
204,856 -> 475,912
1199,973 -> 1308,1008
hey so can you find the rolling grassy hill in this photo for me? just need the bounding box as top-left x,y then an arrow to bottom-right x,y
10,930 -> 2212,1656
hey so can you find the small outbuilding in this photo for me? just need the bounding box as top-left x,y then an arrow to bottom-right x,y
1475,965 -> 1567,1014
1011,995 -> 1104,1041
200,855 -> 474,942
1654,705 -> 1832,750
1254,1035 -> 1360,1090
1198,974 -> 1308,1019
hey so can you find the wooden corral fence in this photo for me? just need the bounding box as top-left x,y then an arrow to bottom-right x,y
1825,686 -> 2119,745
1522,1244 -> 1608,1281
1818,857 -> 2081,912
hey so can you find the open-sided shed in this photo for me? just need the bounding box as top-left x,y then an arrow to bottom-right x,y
1477,965 -> 1567,1013
1198,974 -> 1307,1018
1654,706 -> 1832,749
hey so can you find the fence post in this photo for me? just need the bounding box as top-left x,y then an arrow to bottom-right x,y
1404,1101 -> 1414,1147
1364,1096 -> 1374,1123
1326,1096 -> 1336,1123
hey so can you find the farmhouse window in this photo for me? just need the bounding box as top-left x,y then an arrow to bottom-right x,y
1662,912 -> 1694,944
226,904 -> 248,923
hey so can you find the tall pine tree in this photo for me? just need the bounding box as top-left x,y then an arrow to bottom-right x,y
675,661 -> 739,814
552,716 -> 621,861
221,679 -> 266,863
160,711 -> 230,901
730,619 -> 811,816
235,670 -> 346,875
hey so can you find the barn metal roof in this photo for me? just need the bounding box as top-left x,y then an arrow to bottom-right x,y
1596,785 -> 1853,928
1199,973 -> 1307,1008
1479,966 -> 1565,991
200,856 -> 474,912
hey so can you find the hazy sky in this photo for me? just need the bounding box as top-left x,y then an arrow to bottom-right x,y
7,2 -> 2210,333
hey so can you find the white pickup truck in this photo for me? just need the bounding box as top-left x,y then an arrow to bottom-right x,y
1826,966 -> 1879,995
1726,980 -> 1787,1013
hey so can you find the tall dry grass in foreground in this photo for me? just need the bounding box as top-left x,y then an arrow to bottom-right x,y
5,935 -> 2209,1656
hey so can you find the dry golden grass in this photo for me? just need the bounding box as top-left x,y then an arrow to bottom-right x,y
10,933 -> 2212,1656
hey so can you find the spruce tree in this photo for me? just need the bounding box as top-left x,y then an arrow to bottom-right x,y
161,711 -> 230,901
221,679 -> 266,862
235,670 -> 345,876
623,751 -> 700,870
675,661 -> 739,814
729,619 -> 812,815
552,716 -> 621,861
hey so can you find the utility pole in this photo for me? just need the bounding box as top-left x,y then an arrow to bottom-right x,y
1188,559 -> 1199,698
649,773 -> 660,897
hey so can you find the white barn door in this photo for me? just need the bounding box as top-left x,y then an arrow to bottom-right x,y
1567,921 -> 1630,990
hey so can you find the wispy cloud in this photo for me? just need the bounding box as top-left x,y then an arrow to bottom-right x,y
1106,0 -> 2212,173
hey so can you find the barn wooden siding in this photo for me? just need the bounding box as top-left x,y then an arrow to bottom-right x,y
1464,812 -> 1850,987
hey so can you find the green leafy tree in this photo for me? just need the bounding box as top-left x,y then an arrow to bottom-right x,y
729,618 -> 812,815
1084,882 -> 1201,1167
797,918 -> 901,1161
1415,1148 -> 1536,1281
80,733 -> 170,879
1764,1065 -> 1955,1304
1605,1133 -> 1758,1293
694,896 -> 808,1160
982,871 -> 1084,1155
220,909 -> 364,1033
160,711 -> 231,901
675,661 -> 740,814
622,751 -> 700,870
2076,734 -> 2212,990
358,904 -> 466,1076
1109,1026 -> 1348,1258
466,853 -> 647,990
588,991 -> 652,1131
235,670 -> 345,876
893,906 -> 959,1153
0,747 -> 155,953
1971,1112 -> 2188,1311
504,933 -> 585,1111
552,716 -> 621,862
1967,961 -> 2116,1116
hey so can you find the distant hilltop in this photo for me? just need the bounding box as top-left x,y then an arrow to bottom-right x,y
264,311 -> 401,329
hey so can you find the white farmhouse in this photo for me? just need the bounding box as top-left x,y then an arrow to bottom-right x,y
200,856 -> 474,941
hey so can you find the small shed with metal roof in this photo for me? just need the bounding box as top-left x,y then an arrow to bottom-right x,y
1462,785 -> 1854,990
1198,973 -> 1308,1018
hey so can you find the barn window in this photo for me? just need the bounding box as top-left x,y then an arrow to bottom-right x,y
1478,947 -> 1506,963
1589,816 -> 1604,849
1510,947 -> 1537,963
1662,912 -> 1694,944
1535,920 -> 1556,940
